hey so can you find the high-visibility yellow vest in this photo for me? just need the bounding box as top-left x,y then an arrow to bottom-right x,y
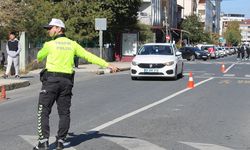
37,36 -> 109,74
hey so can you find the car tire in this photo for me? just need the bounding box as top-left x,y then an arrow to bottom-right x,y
203,58 -> 207,61
173,66 -> 178,80
178,63 -> 184,78
131,76 -> 137,80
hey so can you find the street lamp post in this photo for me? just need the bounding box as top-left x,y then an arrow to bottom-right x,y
245,22 -> 248,44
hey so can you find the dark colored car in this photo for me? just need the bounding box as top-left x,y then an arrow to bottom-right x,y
179,46 -> 210,61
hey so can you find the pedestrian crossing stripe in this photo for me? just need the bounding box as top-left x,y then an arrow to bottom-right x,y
179,141 -> 234,150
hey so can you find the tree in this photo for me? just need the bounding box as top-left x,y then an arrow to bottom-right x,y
180,14 -> 211,44
223,21 -> 241,46
1,0 -> 141,46
0,0 -> 27,39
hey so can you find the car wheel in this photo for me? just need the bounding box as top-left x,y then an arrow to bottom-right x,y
173,66 -> 178,80
131,76 -> 137,80
203,58 -> 207,61
190,55 -> 195,61
178,63 -> 184,78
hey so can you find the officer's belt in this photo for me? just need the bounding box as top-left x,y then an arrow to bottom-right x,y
47,72 -> 72,80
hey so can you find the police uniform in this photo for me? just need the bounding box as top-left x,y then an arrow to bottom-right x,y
34,18 -> 110,150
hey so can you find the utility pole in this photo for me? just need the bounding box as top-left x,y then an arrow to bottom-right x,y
164,7 -> 170,43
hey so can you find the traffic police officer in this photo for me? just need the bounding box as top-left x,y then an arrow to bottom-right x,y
33,18 -> 118,150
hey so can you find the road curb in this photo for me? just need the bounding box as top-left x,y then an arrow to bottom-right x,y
1,80 -> 30,91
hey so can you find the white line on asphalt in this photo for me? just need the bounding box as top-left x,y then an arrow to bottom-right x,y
245,75 -> 250,78
224,63 -> 235,73
223,74 -> 235,77
104,136 -> 167,150
180,141 -> 234,150
89,77 -> 214,132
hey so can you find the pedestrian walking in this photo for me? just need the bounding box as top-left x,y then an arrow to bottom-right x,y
2,32 -> 21,78
241,44 -> 246,60
246,45 -> 250,60
33,18 -> 119,150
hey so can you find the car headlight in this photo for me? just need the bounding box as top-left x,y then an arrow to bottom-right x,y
165,61 -> 174,66
195,52 -> 201,55
132,61 -> 139,66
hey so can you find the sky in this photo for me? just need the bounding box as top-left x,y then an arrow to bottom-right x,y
221,0 -> 250,18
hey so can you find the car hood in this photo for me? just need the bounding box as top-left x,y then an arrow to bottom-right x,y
196,51 -> 208,55
132,55 -> 176,63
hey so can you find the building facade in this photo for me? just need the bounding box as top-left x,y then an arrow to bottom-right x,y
177,0 -> 198,18
138,0 -> 178,42
197,0 -> 221,33
220,13 -> 245,36
240,19 -> 250,44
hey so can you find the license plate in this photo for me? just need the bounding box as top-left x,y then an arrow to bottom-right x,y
202,56 -> 207,58
144,69 -> 159,72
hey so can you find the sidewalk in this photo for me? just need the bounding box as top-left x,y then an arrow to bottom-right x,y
0,62 -> 131,91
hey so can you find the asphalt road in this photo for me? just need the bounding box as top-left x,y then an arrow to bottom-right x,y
1,54 -> 250,150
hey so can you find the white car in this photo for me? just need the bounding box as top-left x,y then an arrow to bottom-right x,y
130,43 -> 184,80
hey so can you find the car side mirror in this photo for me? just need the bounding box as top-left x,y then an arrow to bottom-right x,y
176,51 -> 182,56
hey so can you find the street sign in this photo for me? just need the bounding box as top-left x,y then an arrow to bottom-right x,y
95,18 -> 107,59
95,18 -> 107,31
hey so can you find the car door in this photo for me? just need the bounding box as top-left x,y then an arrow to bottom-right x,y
173,45 -> 182,73
179,47 -> 187,59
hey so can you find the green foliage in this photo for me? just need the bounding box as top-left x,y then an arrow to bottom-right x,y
0,0 -> 141,46
180,14 -> 211,44
136,23 -> 154,44
223,21 -> 241,46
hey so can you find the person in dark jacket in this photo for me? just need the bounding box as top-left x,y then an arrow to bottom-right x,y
246,45 -> 250,60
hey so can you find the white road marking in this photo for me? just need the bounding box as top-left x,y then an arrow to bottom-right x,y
245,74 -> 250,78
88,77 -> 214,132
223,74 -> 235,77
224,64 -> 235,73
19,135 -> 75,150
180,141 -> 234,150
104,136 -> 166,150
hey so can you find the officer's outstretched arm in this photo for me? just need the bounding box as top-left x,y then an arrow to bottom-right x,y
108,64 -> 120,73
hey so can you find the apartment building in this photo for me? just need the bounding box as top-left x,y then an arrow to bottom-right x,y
138,0 -> 178,42
177,0 -> 198,18
220,13 -> 245,35
197,0 -> 221,33
240,19 -> 250,44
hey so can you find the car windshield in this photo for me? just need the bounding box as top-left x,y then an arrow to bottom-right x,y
138,45 -> 173,55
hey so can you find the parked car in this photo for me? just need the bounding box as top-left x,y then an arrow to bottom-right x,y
198,44 -> 217,59
130,43 -> 183,80
179,46 -> 210,61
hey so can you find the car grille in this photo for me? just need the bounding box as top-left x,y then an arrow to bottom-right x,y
138,63 -> 165,68
139,72 -> 164,75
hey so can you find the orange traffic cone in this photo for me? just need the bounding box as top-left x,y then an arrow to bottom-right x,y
221,63 -> 225,73
187,72 -> 194,89
1,85 -> 6,100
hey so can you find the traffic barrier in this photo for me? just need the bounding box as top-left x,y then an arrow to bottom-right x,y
0,85 -> 6,100
187,72 -> 194,89
221,63 -> 225,73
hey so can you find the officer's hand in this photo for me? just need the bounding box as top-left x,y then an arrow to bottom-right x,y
108,64 -> 120,73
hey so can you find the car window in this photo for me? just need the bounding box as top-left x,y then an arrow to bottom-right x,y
138,45 -> 173,55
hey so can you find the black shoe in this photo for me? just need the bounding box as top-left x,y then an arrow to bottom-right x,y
15,75 -> 20,78
56,140 -> 64,150
33,141 -> 49,150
